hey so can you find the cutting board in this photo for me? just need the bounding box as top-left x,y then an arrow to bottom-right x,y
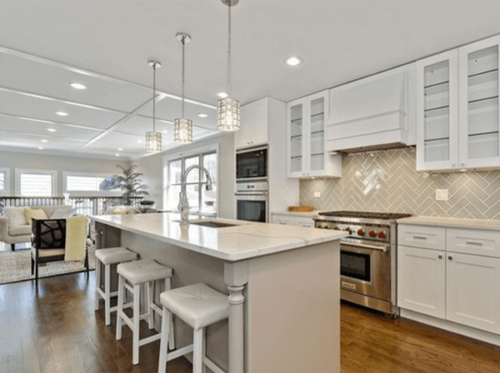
288,206 -> 314,212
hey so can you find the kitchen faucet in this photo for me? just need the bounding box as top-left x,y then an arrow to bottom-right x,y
178,164 -> 213,225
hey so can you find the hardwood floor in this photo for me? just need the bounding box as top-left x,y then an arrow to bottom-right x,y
1,271 -> 499,373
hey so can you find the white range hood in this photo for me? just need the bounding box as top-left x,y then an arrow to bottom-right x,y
326,63 -> 416,153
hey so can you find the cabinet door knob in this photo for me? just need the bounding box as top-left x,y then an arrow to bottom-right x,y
452,163 -> 456,167
461,163 -> 465,167
448,256 -> 453,260
438,255 -> 443,259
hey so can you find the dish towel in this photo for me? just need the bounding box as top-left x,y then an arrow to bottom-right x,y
65,216 -> 88,261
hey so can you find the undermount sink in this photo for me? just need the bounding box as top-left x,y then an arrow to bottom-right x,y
189,221 -> 238,228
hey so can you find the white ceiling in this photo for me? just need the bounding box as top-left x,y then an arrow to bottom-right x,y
1,0 -> 500,159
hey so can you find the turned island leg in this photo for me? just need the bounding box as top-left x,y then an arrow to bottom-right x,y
224,261 -> 248,373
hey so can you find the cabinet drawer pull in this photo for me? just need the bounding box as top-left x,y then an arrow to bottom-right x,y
448,256 -> 453,260
278,222 -> 287,225
438,255 -> 443,259
302,224 -> 311,227
465,241 -> 483,246
413,235 -> 428,240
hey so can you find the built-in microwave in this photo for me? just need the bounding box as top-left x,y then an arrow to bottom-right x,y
236,146 -> 268,181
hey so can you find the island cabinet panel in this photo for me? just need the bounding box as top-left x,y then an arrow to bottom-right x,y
446,253 -> 500,334
398,245 -> 446,318
245,240 -> 340,373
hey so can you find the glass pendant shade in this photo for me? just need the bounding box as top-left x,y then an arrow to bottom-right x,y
217,97 -> 241,131
174,118 -> 193,143
146,131 -> 162,152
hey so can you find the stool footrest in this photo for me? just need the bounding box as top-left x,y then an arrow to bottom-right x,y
150,303 -> 162,316
166,345 -> 194,362
203,356 -> 226,373
139,333 -> 161,347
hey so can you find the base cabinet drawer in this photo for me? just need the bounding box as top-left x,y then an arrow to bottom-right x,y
447,228 -> 500,258
446,253 -> 500,334
398,245 -> 446,318
398,225 -> 446,251
271,215 -> 314,228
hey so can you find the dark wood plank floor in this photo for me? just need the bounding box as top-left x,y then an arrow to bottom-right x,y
1,271 -> 500,373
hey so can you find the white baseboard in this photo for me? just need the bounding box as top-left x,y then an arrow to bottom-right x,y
401,308 -> 500,346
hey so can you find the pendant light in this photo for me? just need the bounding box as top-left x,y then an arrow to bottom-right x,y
217,0 -> 241,131
146,60 -> 162,152
174,32 -> 193,143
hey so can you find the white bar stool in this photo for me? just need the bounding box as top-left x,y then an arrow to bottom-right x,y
116,258 -> 175,365
94,247 -> 138,325
157,283 -> 229,373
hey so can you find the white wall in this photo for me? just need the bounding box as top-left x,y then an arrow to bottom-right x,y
133,132 -> 235,218
0,150 -> 130,196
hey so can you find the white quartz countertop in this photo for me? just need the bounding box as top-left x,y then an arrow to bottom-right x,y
91,213 -> 347,261
397,216 -> 500,231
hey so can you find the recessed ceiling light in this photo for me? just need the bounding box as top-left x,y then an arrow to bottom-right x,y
217,92 -> 228,99
70,82 -> 87,90
41,139 -> 48,143
285,55 -> 303,66
55,111 -> 68,116
137,139 -> 142,144
115,154 -> 120,157
117,148 -> 123,151
47,128 -> 56,132
38,147 -> 44,150
162,130 -> 167,133
198,113 -> 208,118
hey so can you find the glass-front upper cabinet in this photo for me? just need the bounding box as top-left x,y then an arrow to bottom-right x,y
287,91 -> 340,178
416,50 -> 459,171
459,36 -> 500,169
417,35 -> 500,171
288,101 -> 305,177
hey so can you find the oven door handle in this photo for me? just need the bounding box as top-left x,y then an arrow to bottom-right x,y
235,192 -> 268,196
341,241 -> 389,253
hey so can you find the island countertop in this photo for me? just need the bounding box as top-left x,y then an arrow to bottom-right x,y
91,213 -> 347,261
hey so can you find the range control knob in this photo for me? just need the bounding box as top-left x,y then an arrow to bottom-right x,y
357,229 -> 365,236
344,227 -> 351,234
333,226 -> 339,231
369,230 -> 376,238
378,231 -> 385,239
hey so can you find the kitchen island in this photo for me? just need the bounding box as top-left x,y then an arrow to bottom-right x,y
92,213 -> 347,373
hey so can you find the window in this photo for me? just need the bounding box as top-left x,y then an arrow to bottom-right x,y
0,168 -> 10,196
15,169 -> 57,196
164,149 -> 218,214
63,172 -> 120,195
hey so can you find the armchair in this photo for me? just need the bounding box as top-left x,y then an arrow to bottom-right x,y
31,218 -> 90,284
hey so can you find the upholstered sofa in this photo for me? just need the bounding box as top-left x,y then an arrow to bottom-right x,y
0,205 -> 76,251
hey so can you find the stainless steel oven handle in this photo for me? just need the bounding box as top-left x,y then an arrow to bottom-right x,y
235,192 -> 268,196
341,241 -> 389,253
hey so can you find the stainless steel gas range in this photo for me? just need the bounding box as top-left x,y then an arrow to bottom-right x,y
313,211 -> 412,315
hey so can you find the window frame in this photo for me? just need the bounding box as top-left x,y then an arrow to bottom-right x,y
0,167 -> 10,196
15,168 -> 57,197
63,171 -> 122,197
163,144 -> 219,215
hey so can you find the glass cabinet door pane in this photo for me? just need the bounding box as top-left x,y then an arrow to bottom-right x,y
310,97 -> 325,171
290,103 -> 303,173
424,60 -> 451,162
467,45 -> 499,159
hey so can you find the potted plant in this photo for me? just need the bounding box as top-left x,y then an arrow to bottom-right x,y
113,164 -> 149,206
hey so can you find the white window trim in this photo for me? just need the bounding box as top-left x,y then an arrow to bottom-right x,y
15,168 -> 58,197
0,167 -> 10,196
163,143 -> 219,213
63,171 -> 122,197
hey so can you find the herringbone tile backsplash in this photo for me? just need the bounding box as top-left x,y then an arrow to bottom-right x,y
300,148 -> 500,220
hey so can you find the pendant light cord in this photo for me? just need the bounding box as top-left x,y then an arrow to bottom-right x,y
153,64 -> 156,132
227,1 -> 232,97
181,37 -> 185,118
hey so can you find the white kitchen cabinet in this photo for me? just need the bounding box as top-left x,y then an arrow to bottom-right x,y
235,98 -> 268,149
446,252 -> 500,334
287,91 -> 341,178
416,35 -> 500,171
398,223 -> 500,336
398,245 -> 446,318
